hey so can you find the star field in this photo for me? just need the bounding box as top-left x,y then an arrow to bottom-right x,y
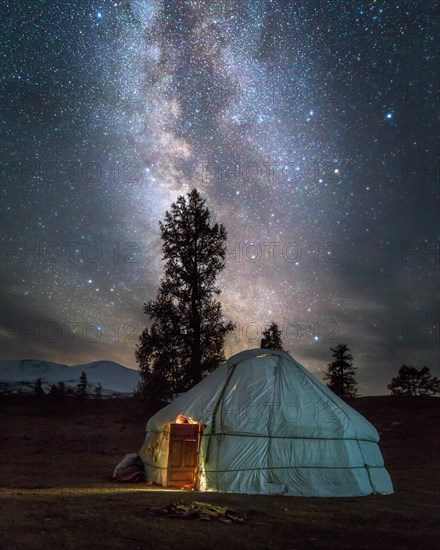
1,1 -> 439,393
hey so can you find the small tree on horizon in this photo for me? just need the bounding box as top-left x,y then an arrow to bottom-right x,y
33,377 -> 45,398
76,371 -> 88,399
388,365 -> 439,396
323,344 -> 358,399
94,382 -> 102,399
136,188 -> 235,401
261,321 -> 286,351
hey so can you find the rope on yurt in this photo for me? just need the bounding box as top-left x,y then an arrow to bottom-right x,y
355,439 -> 376,493
204,362 -> 238,488
149,428 -> 378,444
200,464 -> 385,472
267,356 -> 282,485
143,461 -> 385,472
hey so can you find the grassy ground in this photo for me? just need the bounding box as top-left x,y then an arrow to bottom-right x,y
0,396 -> 439,549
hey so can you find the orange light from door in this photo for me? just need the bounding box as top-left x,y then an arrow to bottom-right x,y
175,413 -> 197,424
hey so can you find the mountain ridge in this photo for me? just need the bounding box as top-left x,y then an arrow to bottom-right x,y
0,359 -> 140,394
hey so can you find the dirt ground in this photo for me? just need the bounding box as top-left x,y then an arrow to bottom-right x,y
0,396 -> 439,549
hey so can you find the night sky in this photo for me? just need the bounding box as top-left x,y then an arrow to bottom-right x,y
1,1 -> 439,394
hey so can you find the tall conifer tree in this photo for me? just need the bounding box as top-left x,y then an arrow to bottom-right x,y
136,189 -> 234,400
323,344 -> 358,399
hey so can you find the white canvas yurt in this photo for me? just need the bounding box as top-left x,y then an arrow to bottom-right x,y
139,349 -> 393,497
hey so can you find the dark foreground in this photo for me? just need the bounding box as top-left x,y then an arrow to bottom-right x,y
0,396 -> 438,549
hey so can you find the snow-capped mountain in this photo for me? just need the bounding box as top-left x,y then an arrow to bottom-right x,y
0,359 -> 139,395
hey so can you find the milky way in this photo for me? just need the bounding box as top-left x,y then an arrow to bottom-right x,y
1,1 -> 439,393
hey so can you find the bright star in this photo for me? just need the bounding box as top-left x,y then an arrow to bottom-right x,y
386,113 -> 393,119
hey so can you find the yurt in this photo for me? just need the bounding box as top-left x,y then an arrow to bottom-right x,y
139,349 -> 393,496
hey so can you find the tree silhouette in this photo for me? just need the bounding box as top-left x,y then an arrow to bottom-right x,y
388,365 -> 439,396
323,344 -> 358,399
137,189 -> 234,401
33,377 -> 45,398
76,371 -> 88,399
48,382 -> 66,401
261,321 -> 286,351
94,382 -> 102,399
136,323 -> 182,401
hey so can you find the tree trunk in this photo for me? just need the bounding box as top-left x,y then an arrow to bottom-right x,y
192,322 -> 202,384
191,241 -> 202,384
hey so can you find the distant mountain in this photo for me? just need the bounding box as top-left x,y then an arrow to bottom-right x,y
0,359 -> 140,395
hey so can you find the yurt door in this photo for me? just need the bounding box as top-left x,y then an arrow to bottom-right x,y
167,423 -> 203,488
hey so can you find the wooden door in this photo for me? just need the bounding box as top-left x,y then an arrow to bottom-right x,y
167,423 -> 203,488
